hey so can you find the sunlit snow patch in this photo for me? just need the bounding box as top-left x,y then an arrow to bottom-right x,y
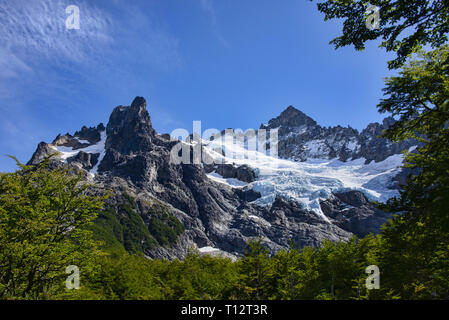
202,136 -> 406,223
198,246 -> 220,254
50,131 -> 107,176
207,171 -> 248,188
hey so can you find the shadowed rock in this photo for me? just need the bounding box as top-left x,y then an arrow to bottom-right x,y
26,97 -> 404,259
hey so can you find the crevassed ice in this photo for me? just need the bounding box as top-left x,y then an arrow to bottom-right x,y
202,137 -> 405,223
207,172 -> 247,187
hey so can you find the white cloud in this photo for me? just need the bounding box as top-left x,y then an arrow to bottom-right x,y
0,49 -> 31,79
0,0 -> 115,100
0,0 -> 113,65
0,0 -> 185,171
0,0 -> 182,87
199,0 -> 230,48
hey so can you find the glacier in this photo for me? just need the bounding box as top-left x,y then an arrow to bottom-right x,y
50,127 -> 406,223
203,136 -> 405,222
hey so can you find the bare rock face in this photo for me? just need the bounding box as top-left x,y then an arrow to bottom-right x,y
357,118 -> 418,164
266,106 -> 318,129
28,142 -> 60,165
27,97 -> 401,259
104,97 -> 156,154
28,122 -> 106,167
236,165 -> 257,183
215,164 -> 257,183
262,106 -> 417,163
235,188 -> 261,202
67,151 -> 100,171
215,164 -> 237,179
320,191 -> 392,238
98,97 -> 163,184
52,134 -> 89,150
74,123 -> 105,144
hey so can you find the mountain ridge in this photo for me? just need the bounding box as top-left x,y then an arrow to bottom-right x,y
27,97 -> 414,259
260,104 -> 416,163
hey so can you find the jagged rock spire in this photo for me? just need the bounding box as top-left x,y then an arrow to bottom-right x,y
104,96 -> 155,154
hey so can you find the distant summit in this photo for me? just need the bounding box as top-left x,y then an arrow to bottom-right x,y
260,105 -> 416,163
263,106 -> 318,129
26,96 -> 417,260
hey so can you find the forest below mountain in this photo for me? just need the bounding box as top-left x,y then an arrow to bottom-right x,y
0,156 -> 447,300
1,0 -> 449,300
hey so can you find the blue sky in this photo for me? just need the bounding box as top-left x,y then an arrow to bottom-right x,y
0,0 -> 397,172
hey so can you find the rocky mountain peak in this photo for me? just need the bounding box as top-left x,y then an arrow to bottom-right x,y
25,96 -> 418,259
73,123 -> 105,144
265,105 -> 318,129
259,106 -> 418,163
130,96 -> 148,116
382,116 -> 396,129
104,96 -> 155,154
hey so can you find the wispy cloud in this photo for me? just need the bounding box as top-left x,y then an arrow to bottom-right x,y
199,0 -> 230,48
0,0 -> 112,69
0,48 -> 32,79
0,0 -> 182,90
108,4 -> 182,72
0,0 -> 183,171
0,0 -> 113,102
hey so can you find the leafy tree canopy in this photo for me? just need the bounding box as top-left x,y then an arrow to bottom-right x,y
378,45 -> 449,223
0,158 -> 105,299
315,0 -> 449,69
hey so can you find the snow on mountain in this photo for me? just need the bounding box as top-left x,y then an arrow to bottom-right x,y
207,171 -> 248,187
198,246 -> 220,253
26,97 -> 412,258
261,106 -> 417,163
89,131 -> 107,175
33,103 -> 412,224
202,134 -> 405,223
49,130 -> 107,176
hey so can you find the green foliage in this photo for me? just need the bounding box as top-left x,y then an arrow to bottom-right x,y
91,195 -> 184,254
314,0 -> 449,300
249,236 -> 381,300
64,253 -> 166,300
89,209 -> 128,255
0,157 -> 105,299
2,0 -> 448,301
372,46 -> 449,299
147,202 -> 185,247
98,203 -> 156,254
378,46 -> 449,223
152,251 -> 239,300
3,50 -> 449,298
119,197 -> 157,253
4,46 -> 449,300
316,0 -> 449,69
379,46 -> 449,142
237,239 -> 272,300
